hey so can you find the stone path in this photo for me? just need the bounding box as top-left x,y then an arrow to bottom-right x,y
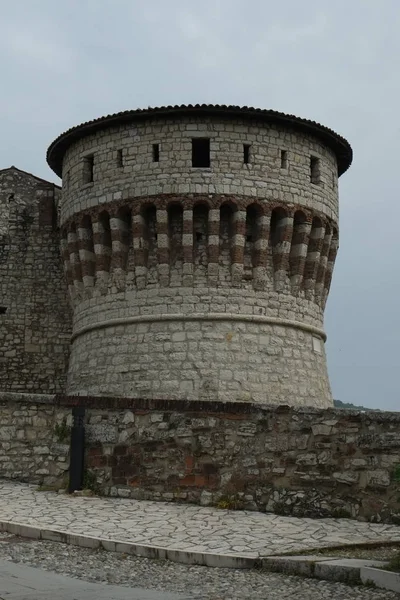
1,482 -> 400,564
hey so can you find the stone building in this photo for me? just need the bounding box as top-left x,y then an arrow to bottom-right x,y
1,105 -> 352,407
0,167 -> 71,393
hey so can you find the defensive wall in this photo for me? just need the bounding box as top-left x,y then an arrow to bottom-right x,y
1,392 -> 399,524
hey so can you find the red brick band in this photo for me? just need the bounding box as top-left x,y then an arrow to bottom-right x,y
67,228 -> 83,295
77,219 -> 95,288
304,220 -> 326,299
322,230 -> 339,307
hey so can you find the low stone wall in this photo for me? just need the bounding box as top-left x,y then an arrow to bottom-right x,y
1,392 -> 400,523
0,393 -> 69,484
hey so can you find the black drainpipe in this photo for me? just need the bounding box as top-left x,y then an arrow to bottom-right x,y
68,406 -> 86,493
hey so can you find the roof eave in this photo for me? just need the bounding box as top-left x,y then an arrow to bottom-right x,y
47,104 -> 352,178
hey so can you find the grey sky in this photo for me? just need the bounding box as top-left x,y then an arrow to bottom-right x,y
1,0 -> 398,409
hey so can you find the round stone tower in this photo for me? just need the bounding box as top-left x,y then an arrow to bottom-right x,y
47,104 -> 352,407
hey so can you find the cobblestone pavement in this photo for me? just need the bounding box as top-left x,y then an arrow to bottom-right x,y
0,533 -> 397,600
0,557 -> 187,599
1,482 -> 400,558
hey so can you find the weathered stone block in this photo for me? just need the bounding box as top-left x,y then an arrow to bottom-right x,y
333,471 -> 359,484
312,424 -> 333,436
365,470 -> 390,488
122,411 -> 135,424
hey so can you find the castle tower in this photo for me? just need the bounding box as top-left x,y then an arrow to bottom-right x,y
0,167 -> 71,393
47,105 -> 352,407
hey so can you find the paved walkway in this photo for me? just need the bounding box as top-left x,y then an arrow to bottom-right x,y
1,482 -> 400,565
0,559 -> 188,599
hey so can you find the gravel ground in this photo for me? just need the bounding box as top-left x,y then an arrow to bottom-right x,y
0,533 -> 398,600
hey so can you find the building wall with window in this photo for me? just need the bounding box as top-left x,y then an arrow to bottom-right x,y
47,105 -> 352,407
0,167 -> 71,393
59,117 -> 339,224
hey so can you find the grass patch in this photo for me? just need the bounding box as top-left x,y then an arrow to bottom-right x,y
54,418 -> 71,443
37,484 -> 60,492
385,551 -> 400,573
82,469 -> 101,495
215,495 -> 243,510
301,542 -> 400,563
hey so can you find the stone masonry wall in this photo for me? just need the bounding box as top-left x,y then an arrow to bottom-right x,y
60,117 -> 339,224
68,317 -> 331,406
56,115 -> 340,406
83,399 -> 400,522
1,393 -> 399,524
0,168 -> 72,393
0,393 -> 70,484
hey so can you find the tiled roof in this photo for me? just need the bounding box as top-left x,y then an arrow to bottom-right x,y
46,104 -> 352,178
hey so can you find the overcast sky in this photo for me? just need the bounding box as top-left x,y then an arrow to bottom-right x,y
0,0 -> 398,410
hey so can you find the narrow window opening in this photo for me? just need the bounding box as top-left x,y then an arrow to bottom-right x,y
243,144 -> 251,164
117,149 -> 123,168
0,307 -> 7,315
192,138 -> 210,168
196,232 -> 203,242
246,234 -> 253,242
281,150 -> 288,169
83,155 -> 94,184
310,156 -> 321,185
152,144 -> 160,163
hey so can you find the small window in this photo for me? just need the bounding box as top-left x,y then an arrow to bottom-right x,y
196,231 -> 203,242
116,149 -> 123,168
280,150 -> 288,169
310,156 -> 321,185
152,143 -> 160,163
83,155 -> 94,184
192,138 -> 210,168
243,144 -> 251,164
0,307 -> 7,315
